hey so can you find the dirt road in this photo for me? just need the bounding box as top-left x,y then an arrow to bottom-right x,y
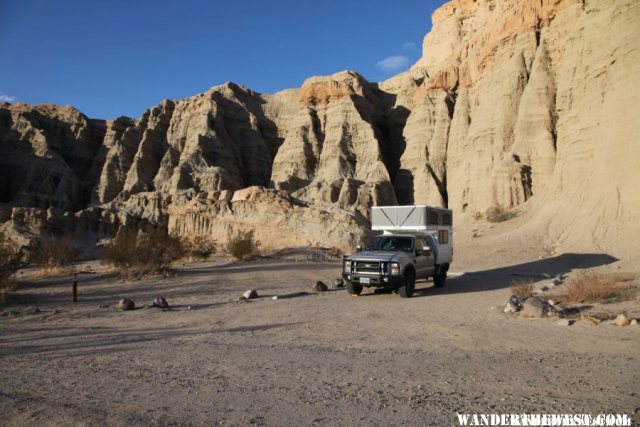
1,255 -> 639,426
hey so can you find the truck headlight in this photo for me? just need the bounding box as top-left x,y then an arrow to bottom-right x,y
344,260 -> 351,273
390,262 -> 400,275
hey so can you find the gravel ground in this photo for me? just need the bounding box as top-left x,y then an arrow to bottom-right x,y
1,255 -> 639,426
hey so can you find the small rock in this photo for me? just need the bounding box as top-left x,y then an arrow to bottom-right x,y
503,295 -> 524,313
313,281 -> 328,292
26,306 -> 41,314
548,300 -> 555,306
334,278 -> 344,288
151,297 -> 169,308
116,298 -> 135,311
630,319 -> 638,326
97,304 -> 110,309
556,319 -> 571,327
241,289 -> 258,300
614,314 -> 630,327
541,286 -> 550,292
187,305 -> 192,310
581,314 -> 600,326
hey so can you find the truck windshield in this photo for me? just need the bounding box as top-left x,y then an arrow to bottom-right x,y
365,236 -> 414,252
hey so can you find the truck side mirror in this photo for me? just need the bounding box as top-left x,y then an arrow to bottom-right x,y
356,244 -> 362,252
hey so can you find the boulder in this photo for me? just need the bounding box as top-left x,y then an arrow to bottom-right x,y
521,297 -> 555,318
241,289 -> 258,300
614,314 -> 630,327
313,281 -> 328,292
116,298 -> 135,311
151,297 -> 169,308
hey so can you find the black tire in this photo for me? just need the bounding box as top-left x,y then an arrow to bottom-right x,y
346,281 -> 363,296
398,269 -> 415,298
433,264 -> 447,288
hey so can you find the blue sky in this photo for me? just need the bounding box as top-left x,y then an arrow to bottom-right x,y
0,0 -> 446,119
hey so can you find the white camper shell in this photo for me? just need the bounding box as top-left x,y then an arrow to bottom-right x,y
371,205 -> 453,264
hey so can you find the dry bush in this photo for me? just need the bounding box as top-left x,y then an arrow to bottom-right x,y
183,235 -> 217,260
510,279 -> 534,299
226,229 -> 259,260
101,228 -> 185,278
33,234 -> 80,275
0,232 -> 21,304
559,271 -> 634,304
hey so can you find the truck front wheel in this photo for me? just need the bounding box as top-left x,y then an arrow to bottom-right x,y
398,270 -> 415,298
346,281 -> 363,296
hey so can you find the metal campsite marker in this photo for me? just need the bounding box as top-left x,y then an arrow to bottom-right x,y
72,273 -> 77,303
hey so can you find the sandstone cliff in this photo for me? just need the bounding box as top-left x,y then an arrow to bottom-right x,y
1,0 -> 638,258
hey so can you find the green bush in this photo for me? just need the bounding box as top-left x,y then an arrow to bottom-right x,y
102,227 -> 184,278
225,229 -> 259,260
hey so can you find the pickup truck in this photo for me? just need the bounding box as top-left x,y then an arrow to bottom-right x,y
341,205 -> 453,298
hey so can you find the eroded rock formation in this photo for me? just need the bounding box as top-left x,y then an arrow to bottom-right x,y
1,0 -> 638,256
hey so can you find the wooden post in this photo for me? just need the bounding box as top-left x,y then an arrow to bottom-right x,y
72,273 -> 77,303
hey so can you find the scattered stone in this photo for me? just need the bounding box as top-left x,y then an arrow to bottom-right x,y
630,319 -> 638,326
187,305 -> 192,310
614,314 -> 630,327
26,306 -> 41,315
521,297 -> 556,318
240,289 -> 258,300
503,295 -> 524,313
334,278 -> 345,288
556,319 -> 571,327
313,281 -> 328,292
581,314 -> 601,326
97,304 -> 110,309
548,300 -> 555,306
116,298 -> 135,311
541,286 -> 550,292
151,297 -> 169,308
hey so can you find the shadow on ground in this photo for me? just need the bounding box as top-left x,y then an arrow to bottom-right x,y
412,253 -> 618,297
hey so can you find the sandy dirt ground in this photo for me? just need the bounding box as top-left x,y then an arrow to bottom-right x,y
1,240 -> 639,426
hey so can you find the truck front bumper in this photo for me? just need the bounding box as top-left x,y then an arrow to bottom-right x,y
341,273 -> 404,287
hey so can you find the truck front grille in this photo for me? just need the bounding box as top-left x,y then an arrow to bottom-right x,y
354,261 -> 385,275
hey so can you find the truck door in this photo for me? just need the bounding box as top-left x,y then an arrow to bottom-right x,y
415,236 -> 435,279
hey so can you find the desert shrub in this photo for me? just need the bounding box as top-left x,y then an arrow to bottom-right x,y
33,234 -> 80,274
183,235 -> 217,260
0,232 -> 21,303
510,279 -> 534,300
485,205 -> 515,223
560,271 -> 634,304
101,227 -> 185,278
225,229 -> 259,260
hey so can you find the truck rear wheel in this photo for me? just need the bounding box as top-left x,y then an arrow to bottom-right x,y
398,270 -> 415,298
434,265 -> 448,288
346,281 -> 362,296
